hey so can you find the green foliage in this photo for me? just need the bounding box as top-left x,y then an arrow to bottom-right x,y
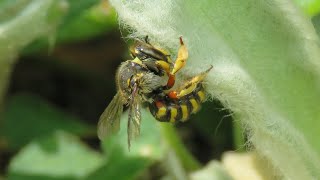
0,0 -> 66,105
4,95 -> 163,179
1,94 -> 91,150
110,0 -> 320,179
101,109 -> 164,159
8,131 -> 104,179
293,0 -> 320,17
57,2 -> 117,42
23,0 -> 117,54
2,0 -> 320,179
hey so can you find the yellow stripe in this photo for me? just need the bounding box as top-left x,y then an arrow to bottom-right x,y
156,107 -> 166,118
190,99 -> 199,113
170,107 -> 177,123
197,91 -> 205,102
181,105 -> 188,121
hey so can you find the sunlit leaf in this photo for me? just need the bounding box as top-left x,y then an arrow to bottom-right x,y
8,131 -> 104,179
190,161 -> 232,180
292,0 -> 320,17
23,0 -> 117,54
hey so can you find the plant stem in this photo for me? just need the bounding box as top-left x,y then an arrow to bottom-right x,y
232,120 -> 245,151
159,123 -> 201,172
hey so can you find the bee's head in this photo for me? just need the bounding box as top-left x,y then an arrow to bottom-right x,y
130,39 -> 171,62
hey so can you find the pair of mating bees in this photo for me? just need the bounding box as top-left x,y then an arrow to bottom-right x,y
97,36 -> 212,149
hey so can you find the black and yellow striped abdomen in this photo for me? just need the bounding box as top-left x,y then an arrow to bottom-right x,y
149,83 -> 206,122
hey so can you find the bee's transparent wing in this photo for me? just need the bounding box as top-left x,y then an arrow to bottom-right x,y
127,89 -> 141,150
97,92 -> 124,140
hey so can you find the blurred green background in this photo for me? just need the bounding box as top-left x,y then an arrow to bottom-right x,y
0,1 -> 235,179
2,0 -> 319,179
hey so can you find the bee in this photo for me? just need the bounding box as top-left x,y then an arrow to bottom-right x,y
97,36 -> 212,149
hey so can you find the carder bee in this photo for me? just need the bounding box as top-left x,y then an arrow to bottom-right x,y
97,36 -> 212,149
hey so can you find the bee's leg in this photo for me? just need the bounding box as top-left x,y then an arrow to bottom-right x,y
167,65 -> 213,99
155,37 -> 188,90
154,60 -> 176,89
171,37 -> 188,75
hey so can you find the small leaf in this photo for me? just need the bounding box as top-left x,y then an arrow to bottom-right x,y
23,0 -> 117,54
1,94 -> 91,149
8,131 -> 104,179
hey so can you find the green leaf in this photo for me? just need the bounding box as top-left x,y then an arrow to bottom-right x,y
1,94 -> 91,149
110,0 -> 320,179
102,109 -> 163,159
8,131 -> 104,179
312,14 -> 320,36
0,0 -> 67,107
86,156 -> 149,180
57,1 -> 117,42
23,0 -> 117,54
292,0 -> 320,17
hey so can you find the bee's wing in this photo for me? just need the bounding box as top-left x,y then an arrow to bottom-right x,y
127,86 -> 141,150
97,92 -> 124,140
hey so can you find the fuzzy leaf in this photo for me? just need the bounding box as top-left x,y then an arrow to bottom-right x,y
110,0 -> 320,179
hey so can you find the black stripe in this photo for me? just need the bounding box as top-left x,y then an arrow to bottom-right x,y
175,104 -> 182,121
162,101 -> 171,122
185,99 -> 193,116
193,92 -> 201,104
194,84 -> 205,103
148,101 -> 158,119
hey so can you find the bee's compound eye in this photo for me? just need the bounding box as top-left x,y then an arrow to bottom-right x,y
135,46 -> 148,60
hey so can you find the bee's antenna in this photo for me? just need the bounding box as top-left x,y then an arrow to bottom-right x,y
144,35 -> 150,44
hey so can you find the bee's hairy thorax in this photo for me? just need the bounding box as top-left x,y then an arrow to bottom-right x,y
116,59 -> 168,103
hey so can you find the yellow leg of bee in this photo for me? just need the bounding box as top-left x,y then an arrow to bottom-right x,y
168,65 -> 213,99
171,37 -> 188,75
155,60 -> 176,89
155,60 -> 171,74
